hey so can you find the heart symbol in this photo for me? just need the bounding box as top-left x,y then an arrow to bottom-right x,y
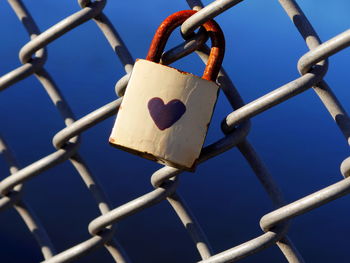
148,97 -> 186,130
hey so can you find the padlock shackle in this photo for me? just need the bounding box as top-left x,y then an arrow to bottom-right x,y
146,10 -> 225,82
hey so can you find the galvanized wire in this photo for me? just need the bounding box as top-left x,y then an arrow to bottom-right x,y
1,0 -> 350,262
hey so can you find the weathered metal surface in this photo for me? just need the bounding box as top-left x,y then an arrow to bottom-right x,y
1,0 -> 350,262
146,10 -> 225,81
110,59 -> 219,170
110,10 -> 225,170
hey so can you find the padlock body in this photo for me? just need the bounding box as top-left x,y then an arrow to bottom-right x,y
109,59 -> 219,171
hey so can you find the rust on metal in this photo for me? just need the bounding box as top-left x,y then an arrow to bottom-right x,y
146,10 -> 225,82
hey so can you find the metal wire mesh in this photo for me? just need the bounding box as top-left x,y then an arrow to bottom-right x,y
1,0 -> 350,262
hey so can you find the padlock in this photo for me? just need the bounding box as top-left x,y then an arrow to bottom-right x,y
109,10 -> 225,171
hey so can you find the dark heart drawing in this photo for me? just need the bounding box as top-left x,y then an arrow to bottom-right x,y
148,97 -> 186,130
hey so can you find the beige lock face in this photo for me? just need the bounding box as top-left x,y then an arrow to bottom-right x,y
109,59 -> 219,170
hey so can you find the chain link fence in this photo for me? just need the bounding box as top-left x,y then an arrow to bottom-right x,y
1,0 -> 350,262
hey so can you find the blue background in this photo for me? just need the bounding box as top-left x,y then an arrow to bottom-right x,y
0,0 -> 349,262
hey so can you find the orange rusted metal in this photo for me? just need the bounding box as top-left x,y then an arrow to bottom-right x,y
146,10 -> 225,82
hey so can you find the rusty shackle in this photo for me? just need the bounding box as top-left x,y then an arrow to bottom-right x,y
146,10 -> 225,82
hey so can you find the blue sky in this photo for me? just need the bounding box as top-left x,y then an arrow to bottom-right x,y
0,1 -> 349,262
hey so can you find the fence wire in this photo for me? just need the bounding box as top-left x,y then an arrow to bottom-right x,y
0,0 -> 349,262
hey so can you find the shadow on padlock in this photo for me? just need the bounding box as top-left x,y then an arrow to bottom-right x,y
109,10 -> 225,171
